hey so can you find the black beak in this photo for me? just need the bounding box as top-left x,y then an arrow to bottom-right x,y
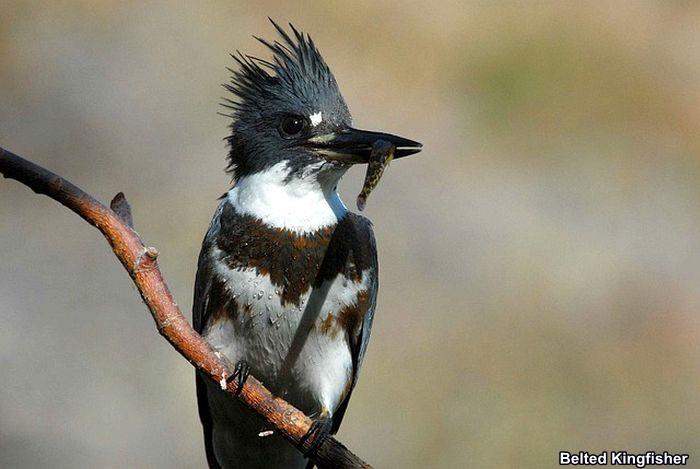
307,127 -> 422,163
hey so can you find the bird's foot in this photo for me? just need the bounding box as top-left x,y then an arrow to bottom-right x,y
225,360 -> 250,395
301,415 -> 332,458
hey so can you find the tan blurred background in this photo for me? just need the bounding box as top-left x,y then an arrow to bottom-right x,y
2,1 -> 700,467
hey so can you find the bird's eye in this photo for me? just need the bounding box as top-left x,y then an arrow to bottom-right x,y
279,115 -> 307,138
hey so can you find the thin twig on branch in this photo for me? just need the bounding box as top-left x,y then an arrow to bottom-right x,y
0,146 -> 371,469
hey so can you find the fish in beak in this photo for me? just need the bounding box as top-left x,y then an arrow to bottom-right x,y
307,128 -> 422,210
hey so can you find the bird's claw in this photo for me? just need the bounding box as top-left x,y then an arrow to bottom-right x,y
301,416 -> 332,458
226,360 -> 250,395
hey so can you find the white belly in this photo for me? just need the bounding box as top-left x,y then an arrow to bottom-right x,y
204,251 -> 369,414
203,263 -> 368,468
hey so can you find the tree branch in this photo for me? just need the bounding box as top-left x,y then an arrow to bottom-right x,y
0,146 -> 371,469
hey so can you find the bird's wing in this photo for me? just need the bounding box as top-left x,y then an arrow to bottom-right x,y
193,202 -> 225,469
193,201 -> 226,334
331,214 -> 379,434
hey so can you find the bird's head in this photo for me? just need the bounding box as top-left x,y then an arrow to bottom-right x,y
222,20 -> 421,190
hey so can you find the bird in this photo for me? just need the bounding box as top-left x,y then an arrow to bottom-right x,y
193,19 -> 422,469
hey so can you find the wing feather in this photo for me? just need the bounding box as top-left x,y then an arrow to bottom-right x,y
331,215 -> 378,434
193,202 -> 226,469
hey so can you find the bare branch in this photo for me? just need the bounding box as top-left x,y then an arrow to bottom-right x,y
0,146 -> 371,469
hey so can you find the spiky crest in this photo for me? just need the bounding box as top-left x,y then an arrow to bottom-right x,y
221,19 -> 349,180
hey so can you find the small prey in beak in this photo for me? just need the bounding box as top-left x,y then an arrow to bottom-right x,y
306,127 -> 422,210
357,140 -> 395,211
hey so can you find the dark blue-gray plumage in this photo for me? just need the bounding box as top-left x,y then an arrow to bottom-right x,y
194,19 -> 421,469
222,21 -> 350,180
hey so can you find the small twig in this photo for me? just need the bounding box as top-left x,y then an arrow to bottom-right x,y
0,146 -> 371,469
110,192 -> 133,228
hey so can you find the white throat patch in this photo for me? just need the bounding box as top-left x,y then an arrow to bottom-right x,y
227,161 -> 347,233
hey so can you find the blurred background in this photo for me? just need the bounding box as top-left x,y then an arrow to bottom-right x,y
2,1 -> 700,467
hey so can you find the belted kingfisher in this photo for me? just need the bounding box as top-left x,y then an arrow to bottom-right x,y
193,20 -> 422,468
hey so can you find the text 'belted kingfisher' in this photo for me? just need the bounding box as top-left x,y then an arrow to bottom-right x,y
193,19 -> 422,469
